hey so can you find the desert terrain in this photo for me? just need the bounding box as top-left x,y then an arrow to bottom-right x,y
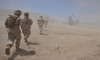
0,21 -> 100,60
0,9 -> 100,60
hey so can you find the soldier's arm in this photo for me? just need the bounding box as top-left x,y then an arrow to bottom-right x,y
29,19 -> 33,25
16,18 -> 21,25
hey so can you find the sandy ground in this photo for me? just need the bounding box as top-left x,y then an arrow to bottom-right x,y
0,22 -> 100,60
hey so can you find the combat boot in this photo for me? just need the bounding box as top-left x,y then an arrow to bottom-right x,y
5,44 -> 12,55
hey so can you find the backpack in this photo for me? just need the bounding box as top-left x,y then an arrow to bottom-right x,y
5,15 -> 17,28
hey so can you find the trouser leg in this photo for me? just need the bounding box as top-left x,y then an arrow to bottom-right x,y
15,33 -> 21,50
6,33 -> 15,55
16,39 -> 20,50
24,31 -> 31,43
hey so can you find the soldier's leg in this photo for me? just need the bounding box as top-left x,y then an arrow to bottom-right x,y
23,32 -> 27,39
23,30 -> 27,38
26,31 -> 30,38
27,31 -> 31,38
40,25 -> 42,34
24,32 -> 28,43
22,30 -> 27,43
38,25 -> 42,34
39,25 -> 41,31
25,31 -> 31,42
15,33 -> 21,50
41,25 -> 43,32
5,33 -> 15,55
46,23 -> 48,28
45,22 -> 47,28
45,23 -> 48,31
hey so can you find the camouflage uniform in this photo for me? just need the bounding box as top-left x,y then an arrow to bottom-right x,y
37,16 -> 45,34
68,16 -> 73,25
21,12 -> 33,42
5,10 -> 22,55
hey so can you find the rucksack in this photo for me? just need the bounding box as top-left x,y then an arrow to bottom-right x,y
5,15 -> 17,28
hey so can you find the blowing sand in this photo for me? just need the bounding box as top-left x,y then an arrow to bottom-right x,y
0,22 -> 100,60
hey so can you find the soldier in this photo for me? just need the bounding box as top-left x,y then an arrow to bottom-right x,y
21,12 -> 33,43
5,10 -> 22,55
68,15 -> 73,25
37,16 -> 45,35
44,17 -> 49,28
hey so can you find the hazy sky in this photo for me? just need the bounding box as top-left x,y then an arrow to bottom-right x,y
0,0 -> 100,24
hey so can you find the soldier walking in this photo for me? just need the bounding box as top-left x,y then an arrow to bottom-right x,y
37,16 -> 45,35
21,12 -> 33,43
5,10 -> 22,55
44,17 -> 49,28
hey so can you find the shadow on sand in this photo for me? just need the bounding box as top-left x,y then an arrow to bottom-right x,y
8,48 -> 36,60
40,33 -> 48,35
26,41 -> 40,46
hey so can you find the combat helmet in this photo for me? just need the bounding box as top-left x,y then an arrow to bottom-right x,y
24,12 -> 29,16
13,10 -> 22,16
40,16 -> 43,18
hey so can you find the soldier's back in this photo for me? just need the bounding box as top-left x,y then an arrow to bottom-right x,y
5,15 -> 21,34
21,19 -> 32,31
